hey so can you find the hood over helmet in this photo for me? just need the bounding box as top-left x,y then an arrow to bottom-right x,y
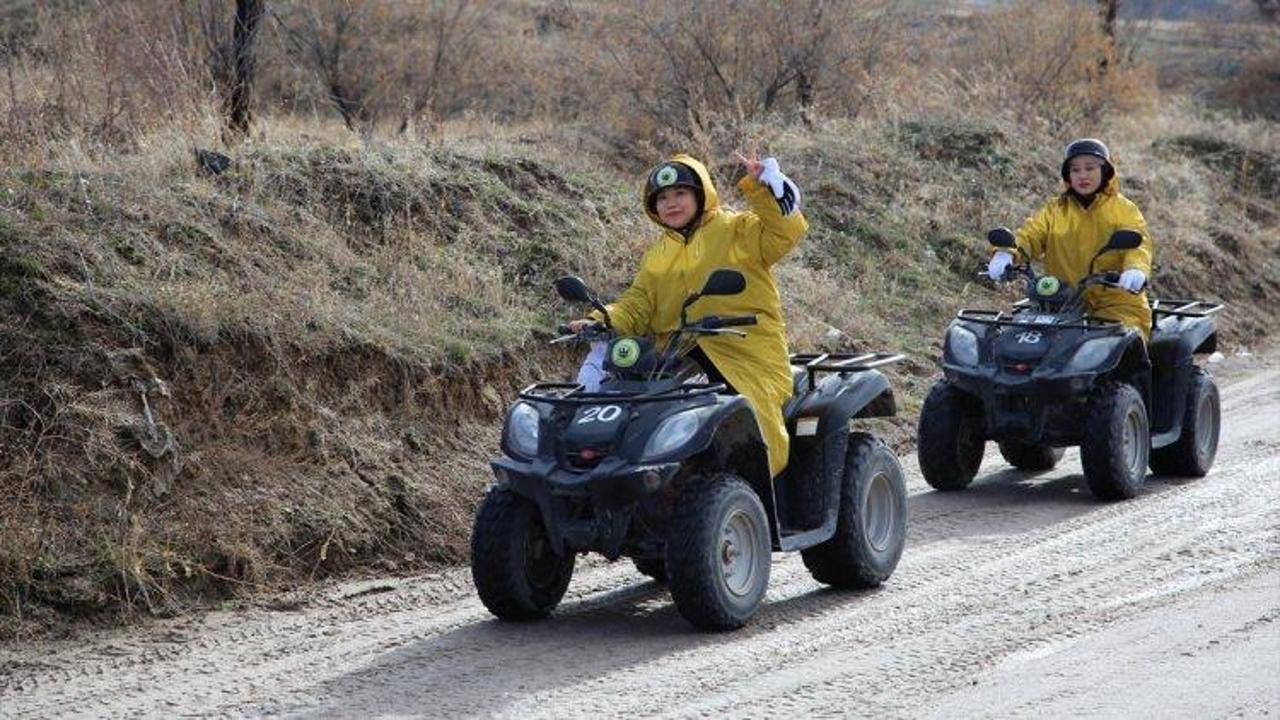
642,154 -> 721,231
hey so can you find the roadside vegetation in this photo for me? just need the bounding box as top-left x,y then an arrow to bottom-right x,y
1,0 -> 1277,637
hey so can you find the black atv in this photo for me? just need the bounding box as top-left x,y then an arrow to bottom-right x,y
471,269 -> 908,631
918,227 -> 1223,500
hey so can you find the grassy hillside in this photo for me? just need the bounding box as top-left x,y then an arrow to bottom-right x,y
2,106 -> 1277,636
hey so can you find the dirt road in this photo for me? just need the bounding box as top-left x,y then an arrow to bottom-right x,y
3,357 -> 1277,718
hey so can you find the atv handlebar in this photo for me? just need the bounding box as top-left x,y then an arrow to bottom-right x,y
983,266 -> 1143,294
697,314 -> 758,329
1080,271 -> 1144,294
551,320 -> 612,345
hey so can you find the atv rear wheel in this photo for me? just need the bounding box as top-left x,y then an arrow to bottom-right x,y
802,433 -> 907,588
997,440 -> 1065,471
632,556 -> 667,583
918,380 -> 985,491
471,488 -> 575,621
1081,382 -> 1149,501
665,473 -> 771,631
1149,367 -> 1220,477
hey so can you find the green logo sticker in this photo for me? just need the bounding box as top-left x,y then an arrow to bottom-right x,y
610,338 -> 641,368
1036,276 -> 1061,296
655,166 -> 678,187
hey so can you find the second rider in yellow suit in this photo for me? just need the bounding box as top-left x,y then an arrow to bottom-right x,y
989,138 -> 1155,340
571,153 -> 809,477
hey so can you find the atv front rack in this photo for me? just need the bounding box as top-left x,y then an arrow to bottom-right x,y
955,308 -> 1122,331
1150,297 -> 1224,319
789,352 -> 905,393
518,381 -> 726,405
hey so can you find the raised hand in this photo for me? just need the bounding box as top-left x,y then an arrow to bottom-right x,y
735,148 -> 764,180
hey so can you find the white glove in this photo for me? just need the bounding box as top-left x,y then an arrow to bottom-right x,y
575,341 -> 608,392
757,157 -> 801,216
988,251 -> 1014,280
1118,268 -> 1147,292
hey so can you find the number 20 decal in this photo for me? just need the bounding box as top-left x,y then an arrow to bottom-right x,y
577,405 -> 623,424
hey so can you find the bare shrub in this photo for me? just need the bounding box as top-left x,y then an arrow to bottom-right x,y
270,0 -> 502,135
0,0 -> 209,161
577,0 -> 913,150
912,0 -> 1157,133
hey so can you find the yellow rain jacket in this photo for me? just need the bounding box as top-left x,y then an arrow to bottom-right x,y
595,154 -> 808,477
1012,170 -> 1154,340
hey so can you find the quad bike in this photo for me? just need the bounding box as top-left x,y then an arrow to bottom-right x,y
918,227 -> 1223,500
471,269 -> 908,631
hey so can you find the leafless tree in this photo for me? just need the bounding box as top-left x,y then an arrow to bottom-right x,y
273,0 -> 373,131
1097,0 -> 1119,75
190,0 -> 265,135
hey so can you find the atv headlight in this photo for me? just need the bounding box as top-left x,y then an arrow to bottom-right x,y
641,408 -> 710,460
505,402 -> 540,457
1066,338 -> 1113,373
946,325 -> 979,366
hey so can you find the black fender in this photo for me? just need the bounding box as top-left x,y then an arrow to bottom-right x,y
682,399 -> 776,538
789,369 -> 896,434
1155,314 -> 1217,355
638,397 -> 777,537
1148,315 -> 1216,438
647,395 -> 766,477
774,370 -> 896,548
1094,332 -> 1152,406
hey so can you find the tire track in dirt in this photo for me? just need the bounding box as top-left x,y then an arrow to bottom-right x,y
1,367 -> 1276,719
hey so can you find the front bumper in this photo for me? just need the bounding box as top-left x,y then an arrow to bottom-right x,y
490,455 -> 682,556
943,363 -> 1098,443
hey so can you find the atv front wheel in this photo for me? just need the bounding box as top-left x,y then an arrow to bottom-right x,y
471,488 -> 574,621
665,473 -> 771,631
802,433 -> 907,588
1149,367 -> 1220,477
918,381 -> 985,491
997,440 -> 1065,471
1081,382 -> 1149,500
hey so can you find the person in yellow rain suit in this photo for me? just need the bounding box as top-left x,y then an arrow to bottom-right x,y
988,138 -> 1155,340
570,153 -> 808,478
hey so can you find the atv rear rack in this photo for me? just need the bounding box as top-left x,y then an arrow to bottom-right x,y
789,352 -> 906,393
1150,298 -> 1224,319
518,381 -> 726,405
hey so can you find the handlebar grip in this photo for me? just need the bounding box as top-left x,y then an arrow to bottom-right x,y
716,315 -> 757,327
1002,264 -> 1029,282
557,321 -> 608,335
699,315 -> 758,329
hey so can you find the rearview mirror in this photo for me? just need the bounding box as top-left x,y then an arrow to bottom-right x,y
987,227 -> 1016,248
1106,229 -> 1143,251
554,275 -> 593,303
554,274 -> 612,325
699,268 -> 746,297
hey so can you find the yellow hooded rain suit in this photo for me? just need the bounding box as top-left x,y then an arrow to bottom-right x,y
1013,167 -> 1154,340
595,154 -> 808,477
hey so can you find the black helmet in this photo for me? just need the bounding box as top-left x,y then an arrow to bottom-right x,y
1060,138 -> 1114,183
644,161 -> 704,215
